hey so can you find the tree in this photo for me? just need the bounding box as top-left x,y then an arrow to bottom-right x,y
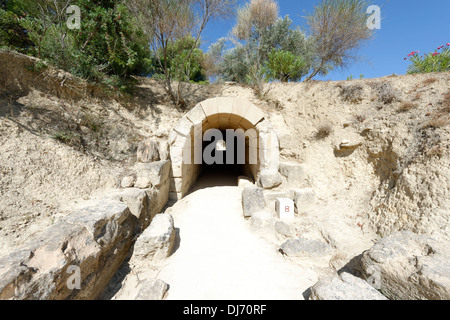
2,0 -> 151,91
152,36 -> 208,83
71,0 -> 152,81
261,16 -> 312,61
206,38 -> 250,83
17,0 -> 72,59
304,0 -> 373,82
0,7 -> 34,52
266,49 -> 307,82
208,9 -> 313,87
127,0 -> 235,108
230,0 -> 279,94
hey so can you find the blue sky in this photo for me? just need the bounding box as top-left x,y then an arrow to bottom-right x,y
200,0 -> 450,81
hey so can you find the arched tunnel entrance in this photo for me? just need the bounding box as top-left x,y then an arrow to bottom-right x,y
168,97 -> 280,201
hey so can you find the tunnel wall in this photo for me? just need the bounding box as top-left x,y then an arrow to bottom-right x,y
168,97 -> 280,201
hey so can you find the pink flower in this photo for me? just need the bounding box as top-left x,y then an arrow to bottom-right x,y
447,43 -> 450,46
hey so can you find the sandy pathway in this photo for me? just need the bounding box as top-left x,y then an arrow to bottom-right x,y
157,174 -> 319,300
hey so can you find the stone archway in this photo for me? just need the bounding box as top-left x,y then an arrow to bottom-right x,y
168,97 -> 280,201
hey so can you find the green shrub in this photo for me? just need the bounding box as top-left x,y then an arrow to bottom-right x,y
0,8 -> 33,53
2,0 -> 152,92
26,59 -> 48,73
51,130 -> 78,145
152,36 -> 208,84
266,49 -> 308,82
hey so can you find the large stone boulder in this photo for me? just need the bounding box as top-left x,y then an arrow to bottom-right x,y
309,272 -> 388,300
106,188 -> 150,233
360,231 -> 450,300
107,188 -> 148,220
110,274 -> 169,300
242,187 -> 266,218
0,199 -> 135,300
280,238 -> 332,258
133,213 -> 176,262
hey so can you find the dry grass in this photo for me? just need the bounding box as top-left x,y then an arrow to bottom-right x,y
340,84 -> 364,103
316,122 -> 333,139
425,145 -> 446,158
371,82 -> 399,104
441,90 -> 450,113
398,101 -> 418,113
424,117 -> 450,129
355,114 -> 366,123
422,77 -> 438,85
413,92 -> 422,101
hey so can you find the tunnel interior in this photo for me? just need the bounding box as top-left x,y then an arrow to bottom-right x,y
194,129 -> 247,190
181,123 -> 260,197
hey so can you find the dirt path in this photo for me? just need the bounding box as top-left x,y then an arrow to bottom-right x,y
155,174 -> 320,300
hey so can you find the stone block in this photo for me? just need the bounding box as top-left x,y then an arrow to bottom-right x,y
159,140 -> 170,161
134,161 -> 171,189
238,176 -> 254,190
242,187 -> 266,218
280,238 -> 332,258
292,188 -> 316,212
0,198 -> 135,300
173,116 -> 193,137
186,104 -> 206,126
133,214 -> 175,262
361,231 -> 450,300
258,170 -> 282,190
279,162 -> 306,188
309,273 -> 388,300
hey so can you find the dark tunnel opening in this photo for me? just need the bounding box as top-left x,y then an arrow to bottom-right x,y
191,130 -> 246,191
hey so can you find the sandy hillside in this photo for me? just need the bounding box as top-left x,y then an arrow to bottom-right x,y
218,73 -> 450,241
1,48 -> 450,260
0,50 -> 216,255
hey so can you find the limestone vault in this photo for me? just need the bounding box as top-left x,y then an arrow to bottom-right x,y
168,97 -> 281,200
